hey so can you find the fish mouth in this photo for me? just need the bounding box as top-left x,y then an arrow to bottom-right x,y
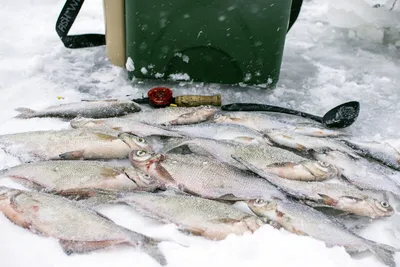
302,161 -> 340,180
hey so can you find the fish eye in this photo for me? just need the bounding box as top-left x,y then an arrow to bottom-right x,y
137,137 -> 146,143
318,161 -> 329,167
380,201 -> 389,208
253,199 -> 266,206
136,150 -> 147,157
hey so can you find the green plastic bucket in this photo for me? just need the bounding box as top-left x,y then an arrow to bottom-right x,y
125,0 -> 293,87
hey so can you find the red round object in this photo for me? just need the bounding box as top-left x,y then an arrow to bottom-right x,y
147,87 -> 173,106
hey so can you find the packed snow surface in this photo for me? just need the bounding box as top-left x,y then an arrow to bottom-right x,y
0,0 -> 400,267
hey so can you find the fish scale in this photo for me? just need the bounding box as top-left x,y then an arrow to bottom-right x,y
212,112 -> 347,137
122,106 -> 218,125
70,117 -> 182,137
231,155 -> 394,218
15,99 -> 141,119
116,191 -> 264,240
129,151 -> 285,201
312,150 -> 400,197
247,199 -> 398,267
0,129 -> 152,161
0,160 -> 158,193
163,137 -> 339,181
0,187 -> 167,265
166,123 -> 272,145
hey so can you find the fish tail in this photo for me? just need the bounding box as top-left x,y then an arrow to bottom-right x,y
140,240 -> 168,266
366,240 -> 398,267
14,107 -> 37,119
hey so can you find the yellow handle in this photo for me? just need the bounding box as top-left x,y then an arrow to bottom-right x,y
175,94 -> 221,107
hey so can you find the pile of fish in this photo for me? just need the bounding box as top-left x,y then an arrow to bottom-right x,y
1,99 -> 400,266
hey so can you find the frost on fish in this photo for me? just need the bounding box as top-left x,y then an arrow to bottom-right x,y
162,137 -> 339,181
14,99 -> 141,119
312,150 -> 400,197
341,139 -> 400,171
0,187 -> 168,265
128,149 -> 285,201
265,130 -> 358,156
165,123 -> 273,146
0,161 -> 160,194
247,199 -> 398,267
122,106 -> 218,125
212,112 -> 347,138
70,117 -> 182,138
115,191 -> 264,240
0,129 -> 153,162
231,155 -> 394,219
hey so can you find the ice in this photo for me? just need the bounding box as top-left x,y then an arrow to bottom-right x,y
125,57 -> 135,72
0,0 -> 400,266
326,0 -> 400,43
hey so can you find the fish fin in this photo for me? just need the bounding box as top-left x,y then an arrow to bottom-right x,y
59,239 -> 125,255
342,196 -> 364,202
59,150 -> 85,160
155,164 -> 177,184
143,243 -> 168,266
291,227 -> 308,236
14,107 -> 37,119
179,225 -> 206,237
266,162 -> 296,168
208,218 -> 242,224
365,240 -> 398,267
56,188 -> 120,208
94,132 -> 118,141
3,199 -> 32,229
5,175 -> 45,191
217,193 -> 243,201
234,136 -> 256,143
100,167 -> 122,177
317,193 -> 338,206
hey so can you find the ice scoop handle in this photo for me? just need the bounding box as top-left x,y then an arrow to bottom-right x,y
174,95 -> 222,107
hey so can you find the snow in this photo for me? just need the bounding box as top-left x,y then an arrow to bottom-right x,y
0,0 -> 400,267
126,57 -> 135,72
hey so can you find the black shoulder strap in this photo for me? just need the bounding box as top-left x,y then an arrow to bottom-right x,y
56,0 -> 105,49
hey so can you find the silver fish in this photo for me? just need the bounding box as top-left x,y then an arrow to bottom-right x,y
0,187 -> 167,265
14,99 -> 141,119
0,129 -> 152,162
342,139 -> 400,170
231,155 -> 394,218
0,161 -> 160,193
128,150 -> 285,201
213,112 -> 347,138
312,150 -> 400,197
163,137 -> 339,181
247,198 -> 398,267
123,106 -> 218,125
265,130 -> 358,156
165,123 -> 273,146
112,191 -> 264,240
69,117 -> 182,137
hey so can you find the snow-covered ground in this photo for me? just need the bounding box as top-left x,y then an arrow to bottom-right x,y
0,0 -> 400,266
